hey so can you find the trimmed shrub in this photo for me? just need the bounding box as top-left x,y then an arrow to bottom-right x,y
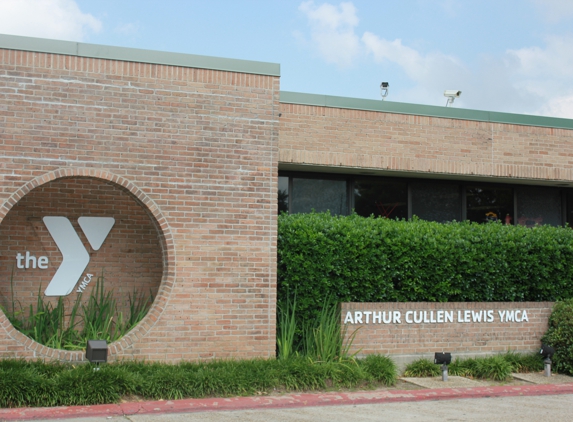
541,298 -> 573,375
359,354 -> 398,385
278,213 -> 573,327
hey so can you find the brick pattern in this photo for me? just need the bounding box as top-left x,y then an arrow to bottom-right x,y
0,48 -> 279,362
342,302 -> 553,357
279,104 -> 573,181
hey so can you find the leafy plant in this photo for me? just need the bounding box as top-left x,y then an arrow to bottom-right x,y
302,297 -> 360,362
81,271 -> 119,342
403,358 -> 441,377
1,270 -> 154,350
359,354 -> 398,384
542,298 -> 573,375
501,351 -> 543,373
276,293 -> 298,360
404,353 -> 540,380
464,356 -> 513,381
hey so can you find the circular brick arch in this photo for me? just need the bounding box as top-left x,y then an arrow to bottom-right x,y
0,168 -> 175,361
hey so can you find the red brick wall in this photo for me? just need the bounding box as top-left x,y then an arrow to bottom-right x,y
342,302 -> 552,362
0,48 -> 279,362
279,104 -> 573,182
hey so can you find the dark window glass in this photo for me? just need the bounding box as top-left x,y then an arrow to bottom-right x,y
278,176 -> 289,214
516,186 -> 561,227
354,178 -> 408,219
291,178 -> 348,215
567,190 -> 573,227
411,182 -> 461,222
466,186 -> 513,224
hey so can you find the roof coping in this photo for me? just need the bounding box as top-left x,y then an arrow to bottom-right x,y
0,33 -> 280,76
279,91 -> 573,130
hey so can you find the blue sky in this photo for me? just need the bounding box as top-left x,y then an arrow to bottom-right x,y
1,0 -> 573,118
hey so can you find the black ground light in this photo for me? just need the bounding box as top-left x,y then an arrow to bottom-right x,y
540,344 -> 555,377
86,340 -> 108,370
434,352 -> 452,381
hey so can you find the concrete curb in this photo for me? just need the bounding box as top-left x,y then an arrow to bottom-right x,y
2,383 -> 573,421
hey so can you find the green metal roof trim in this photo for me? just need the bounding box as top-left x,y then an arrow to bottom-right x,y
0,34 -> 280,76
280,91 -> 573,130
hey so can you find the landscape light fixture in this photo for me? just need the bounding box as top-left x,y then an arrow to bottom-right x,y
380,82 -> 389,100
434,352 -> 452,381
444,90 -> 462,107
540,344 -> 555,377
86,339 -> 108,370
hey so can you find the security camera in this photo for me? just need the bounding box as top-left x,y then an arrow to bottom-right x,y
444,90 -> 462,107
444,90 -> 461,98
380,82 -> 389,100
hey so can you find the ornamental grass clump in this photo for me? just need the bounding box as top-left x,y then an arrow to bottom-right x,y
0,270 -> 154,351
276,293 -> 297,360
0,356 -> 398,408
403,352 -> 542,381
453,355 -> 513,381
403,358 -> 441,377
276,294 -> 360,362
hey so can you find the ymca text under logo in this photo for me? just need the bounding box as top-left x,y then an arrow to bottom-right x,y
42,216 -> 115,296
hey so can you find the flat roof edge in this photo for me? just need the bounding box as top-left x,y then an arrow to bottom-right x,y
0,34 -> 280,76
279,91 -> 573,130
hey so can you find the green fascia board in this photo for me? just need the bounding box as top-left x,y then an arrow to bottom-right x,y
280,91 -> 573,130
0,33 -> 280,76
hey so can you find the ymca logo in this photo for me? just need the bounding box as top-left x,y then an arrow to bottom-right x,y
41,216 -> 115,296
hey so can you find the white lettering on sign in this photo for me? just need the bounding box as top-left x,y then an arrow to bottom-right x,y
76,273 -> 93,293
344,309 -> 530,325
16,252 -> 49,269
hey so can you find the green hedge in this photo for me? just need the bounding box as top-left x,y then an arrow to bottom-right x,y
278,213 -> 573,325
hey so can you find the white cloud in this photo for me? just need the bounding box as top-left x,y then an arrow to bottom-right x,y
298,1 -> 362,67
538,96 -> 573,118
531,0 -> 573,23
505,35 -> 573,117
508,36 -> 573,81
0,0 -> 101,41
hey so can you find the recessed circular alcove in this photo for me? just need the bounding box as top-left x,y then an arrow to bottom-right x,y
0,171 -> 170,353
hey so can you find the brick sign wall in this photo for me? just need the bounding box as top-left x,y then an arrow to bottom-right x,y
342,302 -> 553,363
0,42 -> 279,362
0,177 -> 163,317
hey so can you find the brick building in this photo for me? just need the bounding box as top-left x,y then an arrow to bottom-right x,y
1,34 -> 572,362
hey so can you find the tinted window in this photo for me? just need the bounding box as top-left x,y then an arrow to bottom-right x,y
412,182 -> 461,222
466,186 -> 513,224
354,178 -> 408,219
291,178 -> 348,215
516,186 -> 561,226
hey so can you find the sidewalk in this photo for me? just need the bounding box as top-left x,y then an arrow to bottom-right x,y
2,373 -> 572,421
